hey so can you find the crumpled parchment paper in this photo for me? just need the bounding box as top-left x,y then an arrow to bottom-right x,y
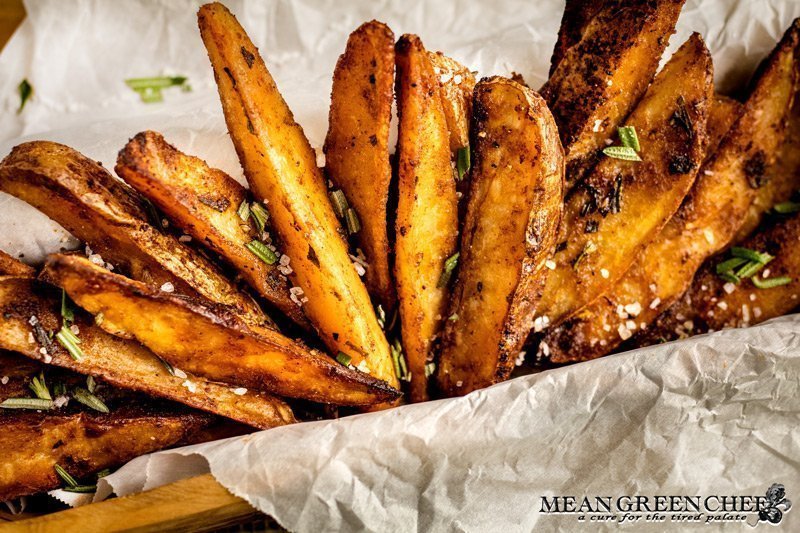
1,1 -> 799,531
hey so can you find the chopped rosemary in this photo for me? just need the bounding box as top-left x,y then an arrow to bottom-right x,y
249,202 -> 269,234
237,200 -> 250,221
752,275 -> 792,289
246,240 -> 278,265
17,79 -> 32,114
155,354 -> 176,376
329,189 -> 348,219
730,247 -> 773,264
125,76 -> 189,103
456,146 -> 471,181
0,398 -> 53,410
715,257 -> 748,274
96,469 -> 112,479
53,382 -> 67,397
336,352 -> 352,366
772,201 -> 800,215
437,252 -> 460,288
572,241 -> 597,269
54,465 -> 79,488
602,146 -> 641,161
390,339 -> 409,382
72,387 -> 109,413
376,305 -> 386,329
56,326 -> 84,361
617,126 -> 640,152
718,271 -> 740,284
345,208 -> 361,235
424,362 -> 436,378
63,485 -> 98,494
61,289 -> 74,324
86,375 -> 97,393
29,372 -> 52,401
735,259 -> 768,280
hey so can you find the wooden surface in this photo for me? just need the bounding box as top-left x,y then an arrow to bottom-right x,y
0,474 -> 264,533
0,0 -> 24,51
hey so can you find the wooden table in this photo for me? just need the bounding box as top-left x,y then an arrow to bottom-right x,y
0,3 -> 268,530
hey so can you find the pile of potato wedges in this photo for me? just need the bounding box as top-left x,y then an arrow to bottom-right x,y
1,0 -> 799,500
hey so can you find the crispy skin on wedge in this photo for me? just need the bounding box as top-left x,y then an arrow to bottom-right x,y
639,212 -> 800,342
427,51 -> 476,154
43,255 -> 400,406
324,21 -> 396,312
0,249 -> 34,277
394,34 -> 460,402
0,276 -> 296,428
549,0 -> 607,76
541,0 -> 684,185
0,407 -> 211,500
0,141 -> 272,331
542,95 -> 744,363
198,3 -> 396,388
437,78 -> 564,395
115,131 -> 309,329
536,34 -> 713,329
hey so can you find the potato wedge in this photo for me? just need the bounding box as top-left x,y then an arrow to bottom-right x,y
548,0 -> 606,75
198,2 -> 396,388
323,21 -> 396,311
536,34 -> 713,329
437,78 -> 564,396
640,212 -> 800,342
0,354 -> 212,500
0,141 -> 272,331
0,276 -> 296,429
43,254 -> 399,406
541,95 -> 744,362
394,34 -> 460,402
0,249 -> 34,277
116,131 -> 309,329
427,51 -> 476,154
541,0 -> 685,185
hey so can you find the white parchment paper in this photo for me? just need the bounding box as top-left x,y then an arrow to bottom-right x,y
1,0 -> 799,531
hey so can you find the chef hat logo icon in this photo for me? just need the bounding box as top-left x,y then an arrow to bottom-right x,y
756,484 -> 792,526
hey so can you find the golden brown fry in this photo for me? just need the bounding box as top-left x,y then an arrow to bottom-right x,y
44,254 -> 400,406
323,21 -> 396,312
541,0 -> 685,185
115,131 -> 309,329
0,141 -> 272,332
0,276 -> 296,429
542,95 -> 744,363
548,0 -> 607,75
536,34 -> 713,329
198,2 -> 396,388
0,249 -> 34,277
641,212 -> 800,342
0,364 -> 212,501
394,34 -> 460,402
427,51 -> 476,154
437,77 -> 564,396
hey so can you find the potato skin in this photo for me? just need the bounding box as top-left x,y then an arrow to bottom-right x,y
0,249 -> 34,277
437,78 -> 564,396
116,131 -> 309,329
324,21 -> 396,312
548,0 -> 606,76
394,34 -> 460,402
0,276 -> 296,429
0,359 -> 212,501
542,0 -> 685,185
43,254 -> 400,406
536,34 -> 713,329
198,3 -> 396,388
542,95 -> 744,363
0,140 -> 272,331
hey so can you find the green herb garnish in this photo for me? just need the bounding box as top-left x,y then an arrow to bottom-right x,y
390,339 -> 409,382
125,76 -> 189,103
456,146 -> 471,181
63,485 -> 98,493
602,146 -> 641,161
437,252 -> 460,288
424,362 -> 436,378
336,352 -> 352,366
329,189 -> 348,219
715,257 -> 748,274
0,398 -> 53,410
249,202 -> 269,234
56,326 -> 84,361
72,388 -> 109,413
61,290 -> 74,324
54,465 -> 79,488
17,79 -> 32,114
752,275 -> 792,289
345,208 -> 361,235
617,126 -> 640,152
29,372 -> 52,401
731,247 -> 773,264
237,200 -> 251,221
772,201 -> 800,215
245,240 -> 278,265
86,375 -> 97,393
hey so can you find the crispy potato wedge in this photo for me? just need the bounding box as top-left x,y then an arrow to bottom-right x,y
437,78 -> 564,395
541,0 -> 684,185
0,351 -> 213,500
427,51 -> 476,154
198,3 -> 396,388
44,254 -> 400,406
0,276 -> 296,429
323,21 -> 396,312
394,34 -> 460,402
548,0 -> 606,76
0,141 -> 272,331
115,131 -> 309,329
640,212 -> 800,342
0,249 -> 34,277
536,34 -> 713,329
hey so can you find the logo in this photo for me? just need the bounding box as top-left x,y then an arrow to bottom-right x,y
538,484 -> 791,527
